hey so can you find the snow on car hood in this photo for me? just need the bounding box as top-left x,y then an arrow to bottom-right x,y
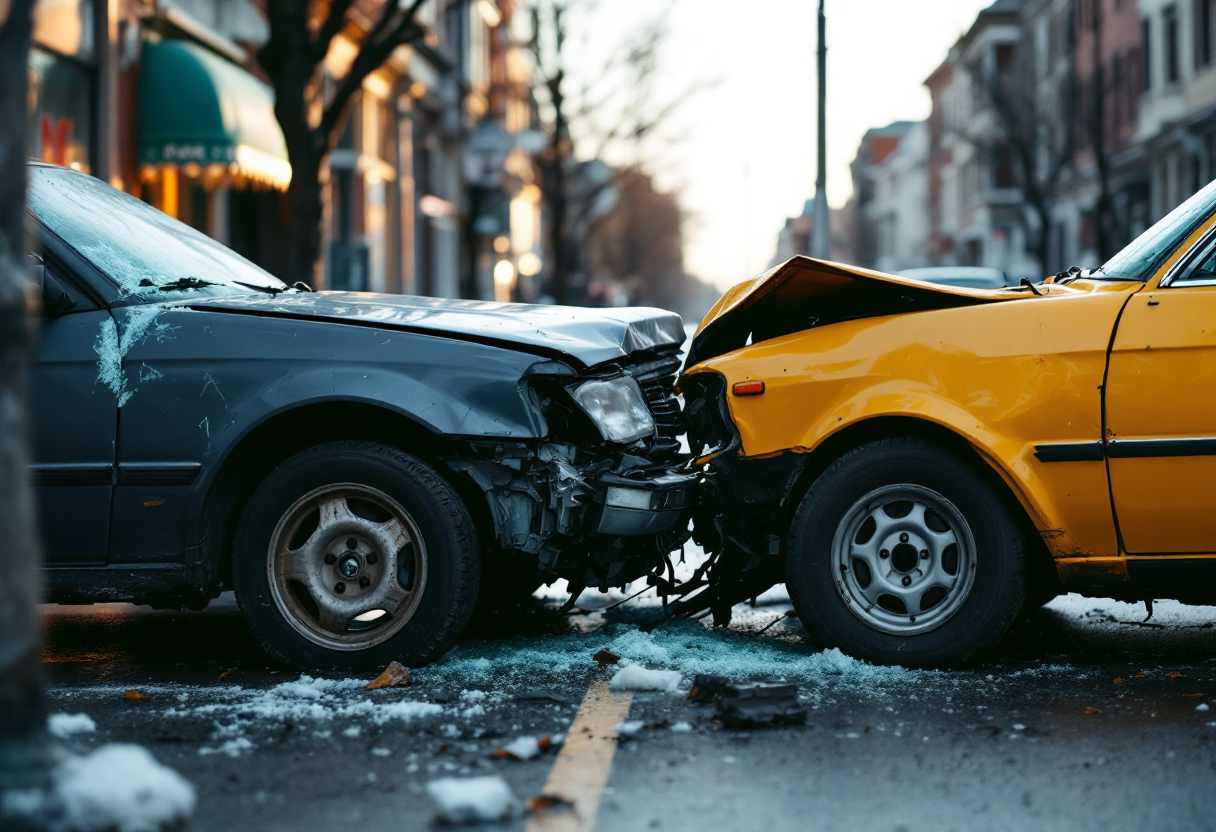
687,255 -> 1022,365
188,292 -> 685,368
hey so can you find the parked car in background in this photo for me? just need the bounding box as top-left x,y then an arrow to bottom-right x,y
680,179 -> 1216,667
27,163 -> 696,669
897,266 -> 1013,289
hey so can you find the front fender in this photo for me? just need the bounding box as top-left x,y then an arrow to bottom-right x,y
691,282 -> 1142,560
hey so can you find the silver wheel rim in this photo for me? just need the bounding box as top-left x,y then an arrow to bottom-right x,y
267,483 -> 428,651
831,484 -> 976,636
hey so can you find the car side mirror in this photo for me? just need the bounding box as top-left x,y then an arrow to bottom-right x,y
28,256 -> 77,317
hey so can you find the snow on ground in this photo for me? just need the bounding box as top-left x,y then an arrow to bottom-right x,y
426,775 -> 520,823
47,713 -> 96,739
6,743 -> 197,832
1045,593 -> 1216,627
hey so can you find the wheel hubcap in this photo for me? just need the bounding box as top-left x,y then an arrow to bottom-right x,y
267,483 -> 428,651
831,484 -> 976,636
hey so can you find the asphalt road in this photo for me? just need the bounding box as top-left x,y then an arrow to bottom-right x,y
39,586 -> 1216,832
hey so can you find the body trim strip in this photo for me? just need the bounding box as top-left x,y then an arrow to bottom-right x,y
1035,437 -> 1216,462
116,462 -> 202,486
1033,442 -> 1105,462
1106,438 -> 1216,458
30,463 -> 114,486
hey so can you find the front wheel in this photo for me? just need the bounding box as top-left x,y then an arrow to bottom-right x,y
785,437 -> 1025,668
233,441 -> 479,669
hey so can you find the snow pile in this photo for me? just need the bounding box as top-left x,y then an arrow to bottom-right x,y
57,744 -> 195,832
48,713 -> 96,739
426,776 -> 520,824
609,665 -> 682,692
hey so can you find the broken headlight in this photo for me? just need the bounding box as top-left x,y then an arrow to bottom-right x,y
568,377 -> 656,444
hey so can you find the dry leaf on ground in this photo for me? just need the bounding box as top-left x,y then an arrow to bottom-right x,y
366,661 -> 412,690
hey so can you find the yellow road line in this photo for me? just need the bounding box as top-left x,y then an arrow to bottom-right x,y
526,676 -> 633,832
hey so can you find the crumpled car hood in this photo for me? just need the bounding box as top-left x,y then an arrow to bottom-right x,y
687,256 -> 1026,365
188,292 -> 685,368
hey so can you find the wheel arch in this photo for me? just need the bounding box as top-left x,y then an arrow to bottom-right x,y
783,414 -> 1055,596
193,400 -> 496,591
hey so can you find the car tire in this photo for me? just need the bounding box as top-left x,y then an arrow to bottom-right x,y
233,441 -> 479,670
785,437 -> 1025,668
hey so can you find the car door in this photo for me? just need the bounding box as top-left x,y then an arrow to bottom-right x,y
1105,232 -> 1216,554
29,253 -> 117,565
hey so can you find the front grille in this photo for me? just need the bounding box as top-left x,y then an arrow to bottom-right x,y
629,352 -> 684,457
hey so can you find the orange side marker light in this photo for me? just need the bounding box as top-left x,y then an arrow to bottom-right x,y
732,380 -> 765,396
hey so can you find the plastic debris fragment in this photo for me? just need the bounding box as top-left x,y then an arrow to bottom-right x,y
366,661 -> 413,690
714,680 -> 806,729
687,673 -> 730,703
593,648 -> 621,667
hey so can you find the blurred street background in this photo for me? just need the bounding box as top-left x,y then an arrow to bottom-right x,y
30,0 -> 1212,318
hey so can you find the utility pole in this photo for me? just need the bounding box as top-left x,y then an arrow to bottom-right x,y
811,0 -> 831,260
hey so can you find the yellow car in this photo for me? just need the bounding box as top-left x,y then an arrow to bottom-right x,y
680,181 -> 1216,668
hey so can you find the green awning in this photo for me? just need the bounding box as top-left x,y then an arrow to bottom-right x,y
138,38 -> 291,189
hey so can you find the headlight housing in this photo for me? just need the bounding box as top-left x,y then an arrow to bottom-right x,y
568,377 -> 656,444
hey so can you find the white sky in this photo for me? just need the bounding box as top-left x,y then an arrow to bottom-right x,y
564,0 -> 996,290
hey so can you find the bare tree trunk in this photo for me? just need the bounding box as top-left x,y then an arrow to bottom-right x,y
0,0 -> 52,818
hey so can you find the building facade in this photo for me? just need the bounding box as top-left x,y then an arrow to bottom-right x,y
27,0 -> 539,300
849,121 -> 930,273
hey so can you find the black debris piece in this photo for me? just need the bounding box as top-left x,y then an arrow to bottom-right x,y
429,688 -> 454,704
593,649 -> 621,668
515,689 -> 570,705
714,680 -> 806,729
687,673 -> 730,704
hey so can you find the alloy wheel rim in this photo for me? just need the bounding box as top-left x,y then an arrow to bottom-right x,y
267,483 -> 428,651
831,484 -> 976,636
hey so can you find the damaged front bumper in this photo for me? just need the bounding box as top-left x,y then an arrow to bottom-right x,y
447,441 -> 698,588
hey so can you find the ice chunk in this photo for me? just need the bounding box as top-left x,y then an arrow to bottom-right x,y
56,744 -> 195,832
426,776 -> 520,824
670,722 -> 693,732
198,738 -> 253,757
370,748 -> 391,757
498,737 -> 542,760
1198,703 -> 1210,711
48,713 -> 96,739
612,720 -> 645,737
609,665 -> 682,692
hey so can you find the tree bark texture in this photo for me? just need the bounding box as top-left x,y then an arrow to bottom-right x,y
0,0 -> 51,794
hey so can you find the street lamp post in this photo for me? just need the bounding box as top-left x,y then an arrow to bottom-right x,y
811,0 -> 831,260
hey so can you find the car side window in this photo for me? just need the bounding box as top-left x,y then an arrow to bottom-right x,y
1172,233 -> 1216,286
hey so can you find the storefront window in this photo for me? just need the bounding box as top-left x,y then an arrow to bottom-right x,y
28,48 -> 93,173
33,0 -> 95,60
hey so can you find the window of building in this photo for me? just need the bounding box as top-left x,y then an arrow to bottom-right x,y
1197,0 -> 1214,68
28,48 -> 93,173
1142,18 -> 1152,90
993,143 -> 1016,189
1164,4 -> 1180,84
28,0 -> 96,173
